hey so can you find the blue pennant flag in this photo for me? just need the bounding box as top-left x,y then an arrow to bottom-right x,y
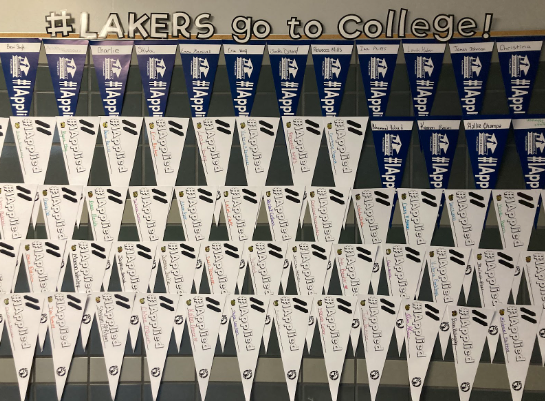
449,39 -> 494,116
513,117 -> 545,189
135,40 -> 177,117
43,39 -> 88,116
497,37 -> 543,115
179,40 -> 221,118
311,41 -> 353,117
223,40 -> 265,116
465,117 -> 511,189
0,38 -> 41,116
417,118 -> 460,188
371,119 -> 414,188
356,39 -> 399,118
403,39 -> 446,117
268,40 -> 309,116
90,40 -> 133,116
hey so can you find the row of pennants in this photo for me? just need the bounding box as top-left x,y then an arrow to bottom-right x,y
0,37 -> 544,119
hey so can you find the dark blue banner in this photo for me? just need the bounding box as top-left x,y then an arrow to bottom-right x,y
135,40 -> 177,117
449,39 -> 494,116
90,40 -> 133,116
356,40 -> 399,119
223,40 -> 265,117
43,39 -> 88,116
513,117 -> 545,188
403,40 -> 446,118
179,40 -> 221,118
371,119 -> 413,188
268,40 -> 309,116
497,37 -> 543,115
0,38 -> 41,116
465,117 -> 511,189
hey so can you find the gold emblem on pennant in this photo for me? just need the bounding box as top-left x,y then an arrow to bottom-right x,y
429,251 -> 434,257
273,300 -> 279,306
452,310 -> 457,317
205,246 -> 210,252
240,123 -> 246,129
133,191 -> 138,197
266,191 -> 271,197
224,191 -> 229,197
248,246 -> 254,252
197,123 -> 202,129
496,195 -> 502,201
103,122 -> 108,128
149,123 -> 154,129
96,297 -> 101,303
355,194 -> 361,200
231,299 -> 235,306
42,190 -> 48,196
401,193 -> 407,200
71,245 -> 77,251
448,194 -> 453,201
15,123 -> 20,129
48,296 -> 53,303
526,256 -> 531,263
309,191 -> 315,198
317,300 -> 322,306
327,123 -> 332,129
140,298 -> 145,304
405,304 -> 410,310
337,249 -> 342,255
88,192 -> 93,197
60,122 -> 66,128
161,246 -> 166,252
286,122 -> 291,128
4,299 -> 8,305
499,309 -> 505,316
186,299 -> 192,306
179,191 -> 184,197
386,248 -> 391,255
477,253 -> 482,261
292,246 -> 297,252
360,300 -> 365,306
25,245 -> 30,251
118,247 -> 123,252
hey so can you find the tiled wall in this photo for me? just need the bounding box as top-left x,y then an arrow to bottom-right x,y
0,48 -> 544,401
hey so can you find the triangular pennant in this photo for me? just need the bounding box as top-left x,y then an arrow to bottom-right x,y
93,292 -> 135,400
90,40 -> 133,116
135,40 -> 177,117
308,186 -> 351,243
449,39 -> 494,116
100,116 -> 142,187
497,37 -> 543,115
498,304 -> 541,401
371,120 -> 413,188
359,295 -> 401,401
129,186 -> 173,242
311,41 -> 353,117
273,295 -> 312,401
237,117 -> 279,186
356,40 -> 400,118
398,189 -> 443,246
179,41 -> 221,118
145,117 -> 190,186
417,119 -> 460,188
464,118 -> 511,189
222,186 -> 262,241
43,39 -> 88,116
403,40 -> 446,117
0,183 -> 37,240
0,38 -> 41,116
445,189 -> 490,248
383,244 -> 426,355
263,186 -> 305,242
40,185 -> 83,240
513,118 -> 545,189
175,186 -> 217,242
223,41 -> 265,116
138,293 -> 179,401
404,300 -> 447,401
449,305 -> 494,401
231,295 -> 270,401
522,252 -> 545,365
46,292 -> 86,401
4,293 -> 45,401
474,249 -> 519,361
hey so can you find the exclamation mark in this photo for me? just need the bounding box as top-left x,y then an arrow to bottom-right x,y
482,13 -> 493,39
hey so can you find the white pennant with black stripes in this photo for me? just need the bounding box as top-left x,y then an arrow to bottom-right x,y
0,118 -> 9,164
449,305 -> 494,401
263,186 -> 305,242
335,244 -> 379,353
0,183 -> 37,240
100,117 -> 143,187
145,117 -> 189,186
4,293 -> 45,401
474,249 -> 519,362
316,296 -> 356,401
175,186 -> 217,246
93,292 -> 135,401
46,293 -> 86,401
222,186 -> 262,242
426,246 -> 471,358
237,117 -> 279,186
359,295 -> 401,401
383,244 -> 427,355
522,251 -> 545,365
39,185 -> 83,241
399,189 -> 443,246
0,239 -> 22,341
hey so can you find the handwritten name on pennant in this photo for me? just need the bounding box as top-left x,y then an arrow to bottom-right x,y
263,186 -> 304,242
399,189 -> 443,246
0,183 -> 37,240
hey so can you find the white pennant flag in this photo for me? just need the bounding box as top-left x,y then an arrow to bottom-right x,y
181,293 -> 226,401
308,186 -> 351,243
145,117 -> 189,186
263,186 -> 305,242
222,186 -> 262,241
498,304 -> 541,401
46,293 -> 86,401
289,241 -> 333,351
521,252 -> 545,365
0,118 -> 9,162
324,117 -> 368,188
404,300 -> 447,401
0,183 -> 37,240
474,249 -> 519,361
138,293 -> 179,401
68,240 -> 112,350
399,189 -> 443,246
93,292 -> 135,401
231,295 -> 270,401
316,296 -> 356,401
237,117 -> 279,186
336,244 -> 379,353
175,186 -> 217,242
383,244 -> 426,355
100,117 -> 142,187
359,295 -> 401,401
4,293 -> 45,401
426,246 -> 471,358
449,305 -> 494,401
40,185 -> 83,240
247,241 -> 287,352
57,117 -> 99,186
273,295 -> 313,401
